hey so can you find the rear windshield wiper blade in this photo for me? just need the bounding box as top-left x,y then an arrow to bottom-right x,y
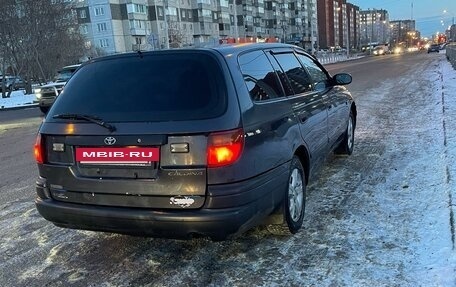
52,113 -> 116,132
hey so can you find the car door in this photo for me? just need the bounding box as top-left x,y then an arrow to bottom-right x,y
295,52 -> 350,148
237,49 -> 300,177
267,49 -> 329,164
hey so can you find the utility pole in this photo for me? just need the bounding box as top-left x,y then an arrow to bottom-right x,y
411,2 -> 413,20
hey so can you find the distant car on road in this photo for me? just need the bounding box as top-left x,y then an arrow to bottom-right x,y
35,64 -> 80,113
373,46 -> 386,56
0,76 -> 26,92
34,43 -> 356,241
427,44 -> 440,53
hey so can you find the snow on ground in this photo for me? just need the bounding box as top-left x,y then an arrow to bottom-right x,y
0,90 -> 36,109
0,53 -> 456,287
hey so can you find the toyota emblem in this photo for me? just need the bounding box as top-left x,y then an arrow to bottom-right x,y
104,136 -> 116,145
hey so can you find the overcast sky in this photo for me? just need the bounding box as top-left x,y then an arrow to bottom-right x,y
350,0 -> 456,37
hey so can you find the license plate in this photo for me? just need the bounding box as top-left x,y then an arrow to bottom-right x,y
76,147 -> 159,165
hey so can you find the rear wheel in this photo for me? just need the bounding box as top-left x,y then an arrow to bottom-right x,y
268,156 -> 305,235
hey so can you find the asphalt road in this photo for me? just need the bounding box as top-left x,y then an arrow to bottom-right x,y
1,51 -> 454,286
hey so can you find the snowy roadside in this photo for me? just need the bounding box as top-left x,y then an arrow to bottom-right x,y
293,52 -> 456,286
0,91 -> 36,110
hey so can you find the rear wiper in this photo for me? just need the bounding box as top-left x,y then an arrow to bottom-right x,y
52,113 -> 116,132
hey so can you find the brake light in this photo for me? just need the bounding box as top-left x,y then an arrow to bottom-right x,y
34,134 -> 44,164
207,128 -> 244,167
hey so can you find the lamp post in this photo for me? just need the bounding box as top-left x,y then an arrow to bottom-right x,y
443,9 -> 455,25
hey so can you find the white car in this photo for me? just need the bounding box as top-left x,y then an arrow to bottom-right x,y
35,64 -> 80,113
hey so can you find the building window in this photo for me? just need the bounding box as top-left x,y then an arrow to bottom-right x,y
97,23 -> 107,32
94,6 -> 104,16
127,3 -> 146,14
79,9 -> 86,18
135,37 -> 143,44
85,40 -> 92,48
99,39 -> 109,47
80,25 -> 88,34
168,7 -> 178,16
129,19 -> 144,29
158,7 -> 163,17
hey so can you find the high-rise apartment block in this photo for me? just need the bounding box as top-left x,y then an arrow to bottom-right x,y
74,0 -> 318,54
316,0 -> 360,50
389,20 -> 415,46
359,9 -> 389,45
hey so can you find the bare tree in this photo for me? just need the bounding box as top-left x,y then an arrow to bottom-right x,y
168,20 -> 185,48
0,0 -> 86,97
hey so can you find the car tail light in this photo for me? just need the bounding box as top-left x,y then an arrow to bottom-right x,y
34,134 -> 44,164
207,128 -> 244,167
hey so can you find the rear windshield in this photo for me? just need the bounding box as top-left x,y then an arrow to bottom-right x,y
48,52 -> 227,122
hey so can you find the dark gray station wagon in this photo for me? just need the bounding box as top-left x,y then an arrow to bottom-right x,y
34,43 -> 356,240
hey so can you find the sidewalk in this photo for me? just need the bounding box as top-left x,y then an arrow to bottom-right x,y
0,90 -> 37,110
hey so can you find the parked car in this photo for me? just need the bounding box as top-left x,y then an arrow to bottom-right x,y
0,76 -> 26,92
34,43 -> 356,240
427,44 -> 440,53
35,64 -> 80,113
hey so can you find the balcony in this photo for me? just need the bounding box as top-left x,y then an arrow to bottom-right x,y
130,28 -> 147,36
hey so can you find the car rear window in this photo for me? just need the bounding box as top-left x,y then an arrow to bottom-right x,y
48,52 -> 227,122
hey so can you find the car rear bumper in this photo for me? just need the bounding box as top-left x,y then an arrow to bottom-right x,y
35,163 -> 289,240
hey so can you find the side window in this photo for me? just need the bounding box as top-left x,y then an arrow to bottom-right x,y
273,53 -> 313,95
295,53 -> 330,90
239,50 -> 285,101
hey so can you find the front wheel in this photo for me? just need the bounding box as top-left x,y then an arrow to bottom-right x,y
39,106 -> 49,114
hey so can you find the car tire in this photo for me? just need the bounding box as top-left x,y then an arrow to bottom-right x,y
335,111 -> 355,155
267,156 -> 305,235
39,106 -> 49,114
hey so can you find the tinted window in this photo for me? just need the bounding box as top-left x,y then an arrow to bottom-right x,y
55,68 -> 78,82
49,52 -> 227,122
273,53 -> 312,94
295,53 -> 330,90
239,50 -> 284,101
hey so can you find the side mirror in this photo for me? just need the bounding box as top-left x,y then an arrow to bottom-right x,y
333,73 -> 352,85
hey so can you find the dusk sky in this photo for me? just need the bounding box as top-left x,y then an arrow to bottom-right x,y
350,0 -> 456,37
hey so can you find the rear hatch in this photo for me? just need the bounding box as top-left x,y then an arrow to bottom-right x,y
38,50 -> 239,209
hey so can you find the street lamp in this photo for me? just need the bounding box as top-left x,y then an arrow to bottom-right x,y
443,9 -> 455,25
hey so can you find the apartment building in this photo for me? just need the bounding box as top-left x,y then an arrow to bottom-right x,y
316,0 -> 359,50
74,0 -> 318,54
390,20 -> 415,46
359,8 -> 389,45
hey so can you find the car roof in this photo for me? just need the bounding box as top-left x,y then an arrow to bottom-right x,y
60,64 -> 81,70
85,43 -> 310,64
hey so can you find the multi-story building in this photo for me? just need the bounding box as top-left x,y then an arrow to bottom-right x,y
74,0 -> 318,54
317,0 -> 359,50
359,8 -> 389,45
445,24 -> 455,42
390,19 -> 415,46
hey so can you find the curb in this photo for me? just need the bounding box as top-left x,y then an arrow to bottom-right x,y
0,104 -> 38,111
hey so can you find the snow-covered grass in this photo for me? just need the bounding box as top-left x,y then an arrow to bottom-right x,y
0,90 -> 36,109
